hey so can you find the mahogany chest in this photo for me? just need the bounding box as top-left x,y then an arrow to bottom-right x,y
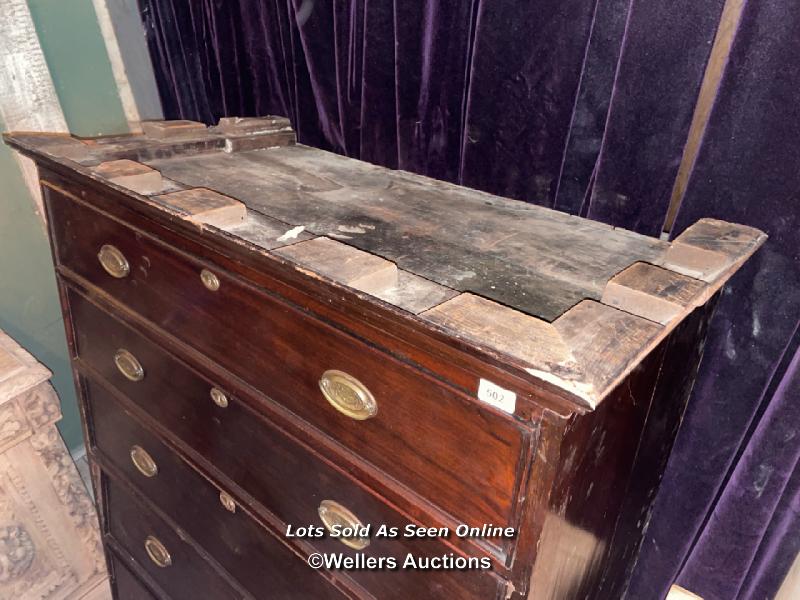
5,119 -> 764,600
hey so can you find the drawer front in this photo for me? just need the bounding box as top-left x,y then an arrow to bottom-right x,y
49,186 -> 525,532
82,346 -> 504,599
88,378 -> 348,600
109,551 -> 159,600
103,474 -> 243,600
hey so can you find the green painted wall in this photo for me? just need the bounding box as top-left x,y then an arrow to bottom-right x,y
0,2 -> 131,451
0,115 -> 84,449
27,0 -> 129,137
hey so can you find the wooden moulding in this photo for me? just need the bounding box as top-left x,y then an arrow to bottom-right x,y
223,130 -> 297,153
141,119 -> 207,139
656,217 -> 766,282
92,159 -> 165,195
154,187 -> 246,228
215,116 -> 292,134
601,262 -> 708,325
27,135 -> 93,162
551,300 -> 661,404
215,116 -> 297,153
422,293 -> 573,366
274,237 -> 399,296
421,294 -> 663,408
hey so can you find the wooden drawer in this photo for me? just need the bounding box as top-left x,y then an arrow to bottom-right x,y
79,327 -> 505,599
102,473 -> 243,600
87,376 -> 349,600
49,186 -> 527,534
109,551 -> 160,600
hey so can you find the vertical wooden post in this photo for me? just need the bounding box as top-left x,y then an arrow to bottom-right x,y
663,0 -> 747,234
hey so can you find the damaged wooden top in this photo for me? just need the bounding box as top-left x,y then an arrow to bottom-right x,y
3,119 -> 766,409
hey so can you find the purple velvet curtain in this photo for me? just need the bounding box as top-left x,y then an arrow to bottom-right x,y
631,2 -> 800,597
138,1 -> 799,598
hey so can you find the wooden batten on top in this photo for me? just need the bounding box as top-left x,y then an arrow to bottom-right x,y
656,217 -> 766,283
601,262 -> 708,325
141,119 -> 207,139
153,187 -> 247,229
214,116 -> 292,134
275,237 -> 399,296
92,159 -> 165,195
422,293 -> 573,367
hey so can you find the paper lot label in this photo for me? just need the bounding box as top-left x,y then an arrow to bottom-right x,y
477,379 -> 516,414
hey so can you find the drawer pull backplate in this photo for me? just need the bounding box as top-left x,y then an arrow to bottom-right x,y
219,491 -> 236,513
318,500 -> 370,550
130,445 -> 158,478
97,244 -> 130,278
318,370 -> 377,420
144,535 -> 172,568
200,269 -> 220,291
210,387 -> 228,408
114,349 -> 144,382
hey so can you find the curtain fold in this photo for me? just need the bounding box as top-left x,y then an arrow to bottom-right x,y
138,1 -> 799,597
630,1 -> 800,596
582,0 -> 726,235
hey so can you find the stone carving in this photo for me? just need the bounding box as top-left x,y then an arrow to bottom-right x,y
30,428 -> 105,574
0,330 -> 110,599
0,524 -> 36,582
0,403 -> 25,449
21,385 -> 62,431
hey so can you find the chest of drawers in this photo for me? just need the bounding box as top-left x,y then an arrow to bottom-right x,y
5,119 -> 764,600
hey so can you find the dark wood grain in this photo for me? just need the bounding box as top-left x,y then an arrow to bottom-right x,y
524,300 -> 718,599
90,382 -> 350,599
527,346 -> 667,600
40,167 -> 588,417
51,193 -> 527,532
107,550 -> 161,600
102,473 -> 244,600
86,376 -> 502,599
594,298 -> 719,599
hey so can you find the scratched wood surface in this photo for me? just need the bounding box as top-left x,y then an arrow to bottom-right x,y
4,127 -> 767,407
602,262 -> 709,325
147,146 -> 668,321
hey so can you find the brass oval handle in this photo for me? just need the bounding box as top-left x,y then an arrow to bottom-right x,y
318,370 -> 377,421
144,535 -> 172,568
130,445 -> 158,477
210,387 -> 228,408
114,349 -> 144,382
97,244 -> 130,278
318,500 -> 370,550
200,268 -> 220,291
219,491 -> 236,513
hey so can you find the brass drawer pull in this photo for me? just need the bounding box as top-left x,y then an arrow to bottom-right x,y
219,491 -> 236,513
210,387 -> 228,408
130,445 -> 158,477
318,370 -> 377,421
97,244 -> 130,278
144,535 -> 172,568
114,349 -> 144,382
317,500 -> 370,550
200,268 -> 220,291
